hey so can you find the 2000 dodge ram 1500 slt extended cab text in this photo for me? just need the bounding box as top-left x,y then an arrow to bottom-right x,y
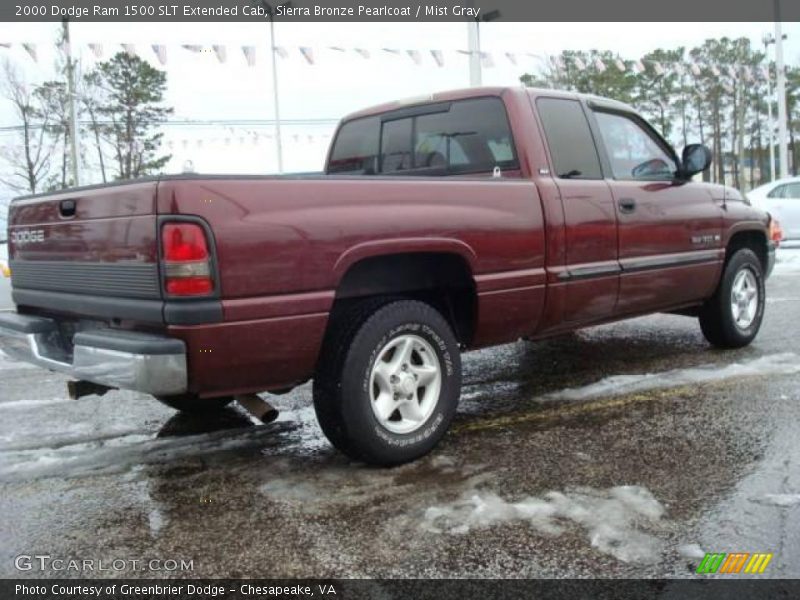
0,87 -> 777,465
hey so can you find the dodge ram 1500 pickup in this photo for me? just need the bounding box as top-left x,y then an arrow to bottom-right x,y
0,87 -> 777,465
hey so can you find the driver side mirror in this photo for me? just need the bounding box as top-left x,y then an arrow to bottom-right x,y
680,144 -> 712,179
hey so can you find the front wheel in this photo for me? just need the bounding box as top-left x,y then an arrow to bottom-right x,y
313,299 -> 462,466
699,248 -> 765,348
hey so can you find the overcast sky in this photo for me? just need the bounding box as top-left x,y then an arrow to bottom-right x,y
1,21 -> 799,187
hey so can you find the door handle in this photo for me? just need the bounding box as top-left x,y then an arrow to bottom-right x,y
618,198 -> 636,214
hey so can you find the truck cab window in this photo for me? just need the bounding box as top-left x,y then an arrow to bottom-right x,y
415,131 -> 470,168
411,98 -> 518,174
594,111 -> 677,181
536,98 -> 602,180
329,97 -> 518,176
380,118 -> 414,173
327,116 -> 379,174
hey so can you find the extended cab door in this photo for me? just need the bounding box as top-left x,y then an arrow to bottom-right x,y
535,96 -> 620,325
587,106 -> 723,315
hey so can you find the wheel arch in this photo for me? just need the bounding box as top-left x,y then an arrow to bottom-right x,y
330,243 -> 478,346
725,227 -> 768,273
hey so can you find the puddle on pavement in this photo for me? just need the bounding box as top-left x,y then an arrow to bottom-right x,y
0,406 -> 301,482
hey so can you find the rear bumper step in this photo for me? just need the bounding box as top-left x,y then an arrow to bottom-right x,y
0,313 -> 187,396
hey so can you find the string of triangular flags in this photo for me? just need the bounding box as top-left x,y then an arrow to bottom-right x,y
0,41 -> 775,81
0,126 -> 337,155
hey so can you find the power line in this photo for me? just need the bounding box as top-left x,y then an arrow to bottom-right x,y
0,117 -> 339,134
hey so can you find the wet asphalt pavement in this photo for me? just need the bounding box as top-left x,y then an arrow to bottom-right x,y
0,249 -> 799,580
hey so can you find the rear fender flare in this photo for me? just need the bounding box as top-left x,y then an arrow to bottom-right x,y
332,238 -> 477,282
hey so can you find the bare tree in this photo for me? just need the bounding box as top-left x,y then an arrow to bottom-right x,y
0,59 -> 56,194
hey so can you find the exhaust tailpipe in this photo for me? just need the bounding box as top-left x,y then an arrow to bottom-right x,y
235,394 -> 279,423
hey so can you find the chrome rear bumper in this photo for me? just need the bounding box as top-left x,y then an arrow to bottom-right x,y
0,312 -> 187,396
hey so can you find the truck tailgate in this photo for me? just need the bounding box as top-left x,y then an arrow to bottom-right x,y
7,181 -> 162,321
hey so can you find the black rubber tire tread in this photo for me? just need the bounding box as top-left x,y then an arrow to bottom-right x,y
313,297 -> 396,454
313,298 -> 462,466
699,247 -> 765,349
155,394 -> 234,412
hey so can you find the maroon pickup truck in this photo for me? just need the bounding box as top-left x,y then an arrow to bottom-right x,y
0,87 -> 776,465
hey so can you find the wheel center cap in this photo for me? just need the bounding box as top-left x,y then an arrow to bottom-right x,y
396,373 -> 416,396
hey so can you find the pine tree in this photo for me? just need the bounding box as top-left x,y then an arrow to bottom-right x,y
91,52 -> 173,180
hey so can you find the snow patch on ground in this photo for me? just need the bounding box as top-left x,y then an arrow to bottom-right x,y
0,397 -> 73,411
422,485 -> 666,563
678,543 -> 707,559
753,493 -> 800,508
548,353 -> 800,402
774,247 -> 800,275
0,350 -> 35,371
0,421 -> 297,482
148,508 -> 167,537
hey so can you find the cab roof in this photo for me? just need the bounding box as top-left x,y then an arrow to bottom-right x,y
340,86 -> 636,123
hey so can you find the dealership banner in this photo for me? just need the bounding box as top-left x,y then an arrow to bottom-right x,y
2,0 -> 800,22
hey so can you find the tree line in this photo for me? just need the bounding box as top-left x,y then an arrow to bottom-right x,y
1,31 -> 173,196
2,35 -> 798,199
521,37 -> 800,190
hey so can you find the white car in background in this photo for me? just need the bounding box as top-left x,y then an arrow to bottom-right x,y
747,176 -> 800,241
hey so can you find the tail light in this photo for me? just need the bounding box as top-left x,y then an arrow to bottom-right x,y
161,222 -> 214,296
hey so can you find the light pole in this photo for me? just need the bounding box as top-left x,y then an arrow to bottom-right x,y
62,19 -> 80,186
257,1 -> 288,173
465,8 -> 500,87
774,9 -> 790,179
763,34 -> 777,182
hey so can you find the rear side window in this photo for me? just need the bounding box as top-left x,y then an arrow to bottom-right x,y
536,98 -> 602,180
327,97 -> 518,176
767,185 -> 786,199
327,116 -> 379,174
785,183 -> 800,198
768,183 -> 800,199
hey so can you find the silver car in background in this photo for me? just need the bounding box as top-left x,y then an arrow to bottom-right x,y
747,176 -> 800,241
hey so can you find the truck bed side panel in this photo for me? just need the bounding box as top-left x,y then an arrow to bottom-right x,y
156,176 -> 546,393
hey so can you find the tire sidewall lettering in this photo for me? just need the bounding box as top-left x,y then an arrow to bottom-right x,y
359,320 -> 453,446
730,260 -> 765,337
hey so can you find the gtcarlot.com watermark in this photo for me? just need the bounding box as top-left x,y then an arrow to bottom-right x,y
14,554 -> 194,573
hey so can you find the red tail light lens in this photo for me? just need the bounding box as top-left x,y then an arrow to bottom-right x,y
163,223 -> 209,261
161,223 -> 214,296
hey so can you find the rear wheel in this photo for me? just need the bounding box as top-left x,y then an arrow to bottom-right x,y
155,394 -> 233,413
699,247 -> 765,348
313,299 -> 461,466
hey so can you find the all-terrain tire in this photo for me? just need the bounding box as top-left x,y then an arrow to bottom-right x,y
699,247 -> 765,348
313,299 -> 462,466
